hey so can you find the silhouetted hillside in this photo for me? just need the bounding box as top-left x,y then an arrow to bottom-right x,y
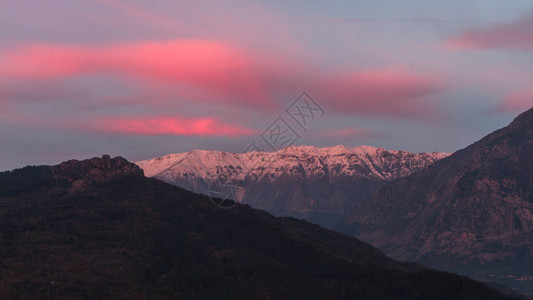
0,155 -> 514,299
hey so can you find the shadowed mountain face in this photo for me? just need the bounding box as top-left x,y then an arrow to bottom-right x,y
0,156 -> 512,299
348,107 -> 533,294
136,145 -> 447,229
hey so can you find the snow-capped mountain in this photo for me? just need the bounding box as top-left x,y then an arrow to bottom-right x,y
136,145 -> 449,229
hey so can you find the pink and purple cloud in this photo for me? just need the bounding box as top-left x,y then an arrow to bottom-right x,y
447,9 -> 533,50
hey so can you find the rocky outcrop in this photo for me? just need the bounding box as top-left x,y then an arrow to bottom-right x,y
50,155 -> 143,195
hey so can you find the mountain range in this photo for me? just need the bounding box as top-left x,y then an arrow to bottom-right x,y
136,145 -> 448,229
0,155 -> 512,299
136,107 -> 533,294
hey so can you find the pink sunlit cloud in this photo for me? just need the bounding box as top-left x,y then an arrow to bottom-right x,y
0,40 -> 448,119
311,69 -> 446,118
98,116 -> 257,137
496,90 -> 533,113
96,0 -> 181,31
0,106 -> 256,137
0,40 -> 292,108
318,128 -> 386,140
447,10 -> 533,50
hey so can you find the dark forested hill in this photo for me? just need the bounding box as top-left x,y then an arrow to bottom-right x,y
0,155 -> 513,299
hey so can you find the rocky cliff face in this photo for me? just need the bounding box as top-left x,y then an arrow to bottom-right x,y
348,107 -> 533,293
136,145 -> 448,229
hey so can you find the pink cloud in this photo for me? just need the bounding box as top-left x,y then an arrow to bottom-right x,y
0,40 -> 448,120
0,40 -> 290,108
447,10 -> 533,50
496,90 -> 533,113
318,128 -> 385,139
97,116 -> 256,136
0,80 -> 89,104
311,68 -> 445,118
96,0 -> 181,31
0,102 -> 255,137
0,44 -> 87,78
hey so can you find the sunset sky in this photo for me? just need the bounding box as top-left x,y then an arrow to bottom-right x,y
1,0 -> 532,170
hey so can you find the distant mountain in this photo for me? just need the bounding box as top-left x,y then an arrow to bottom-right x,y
137,145 -> 448,229
348,107 -> 533,294
0,156 -> 513,299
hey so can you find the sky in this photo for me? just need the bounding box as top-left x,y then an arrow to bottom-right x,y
1,0 -> 532,170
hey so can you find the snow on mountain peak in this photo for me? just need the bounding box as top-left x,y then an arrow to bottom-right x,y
136,145 -> 450,181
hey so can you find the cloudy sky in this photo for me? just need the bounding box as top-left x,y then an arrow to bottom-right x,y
1,0 -> 532,170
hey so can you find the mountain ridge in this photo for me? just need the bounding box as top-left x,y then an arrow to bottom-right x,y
136,145 -> 448,229
137,145 -> 448,179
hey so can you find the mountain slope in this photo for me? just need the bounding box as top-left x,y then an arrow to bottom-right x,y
0,156 -> 512,299
348,107 -> 533,293
136,145 -> 448,229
